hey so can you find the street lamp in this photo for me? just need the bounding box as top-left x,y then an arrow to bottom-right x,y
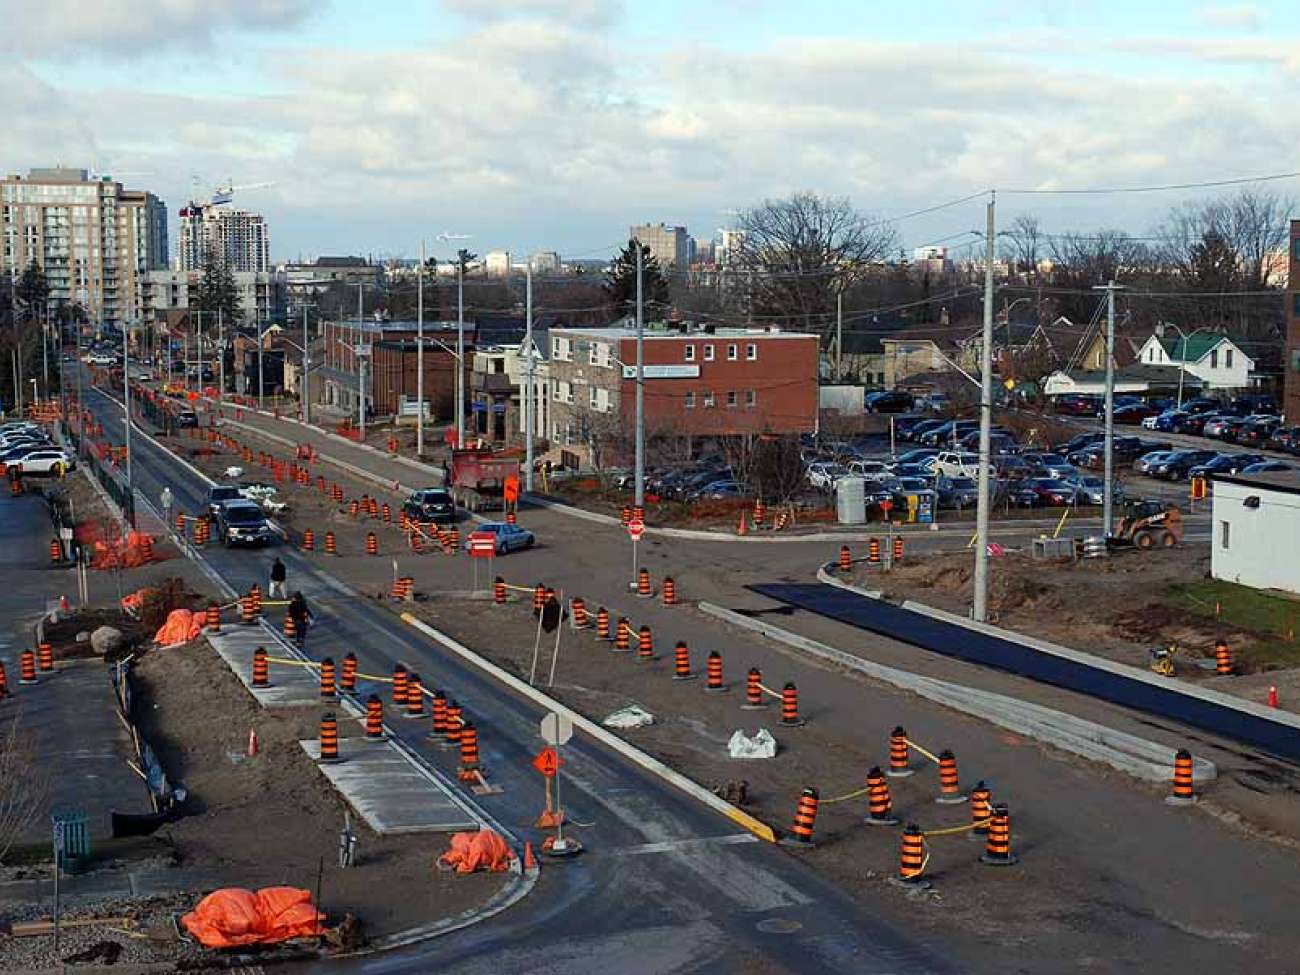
437,232 -> 472,454
1155,322 -> 1213,409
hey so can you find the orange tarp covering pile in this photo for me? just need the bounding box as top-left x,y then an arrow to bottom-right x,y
154,608 -> 202,647
75,521 -> 160,569
436,829 -> 516,874
181,886 -> 325,949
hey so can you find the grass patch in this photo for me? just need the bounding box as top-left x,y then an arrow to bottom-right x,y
1166,579 -> 1300,669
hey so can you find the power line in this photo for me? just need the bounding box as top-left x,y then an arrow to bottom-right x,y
1000,171 -> 1300,196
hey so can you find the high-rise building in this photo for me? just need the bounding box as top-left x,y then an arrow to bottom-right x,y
485,251 -> 512,276
1284,220 -> 1300,422
530,251 -> 561,274
178,205 -> 270,273
1,166 -> 168,327
630,223 -> 688,269
716,229 -> 745,269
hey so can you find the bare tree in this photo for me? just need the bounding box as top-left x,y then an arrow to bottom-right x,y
569,402 -> 628,481
751,436 -> 804,504
734,192 -> 900,336
716,433 -> 758,494
1002,213 -> 1043,276
0,711 -> 48,863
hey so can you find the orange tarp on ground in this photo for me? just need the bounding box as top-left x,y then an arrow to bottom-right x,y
436,829 -> 516,874
154,608 -> 202,647
181,886 -> 325,949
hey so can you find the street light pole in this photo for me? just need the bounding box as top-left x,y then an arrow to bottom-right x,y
634,240 -> 645,510
1093,281 -> 1124,535
524,263 -> 534,492
357,284 -> 365,438
258,301 -> 266,411
217,308 -> 224,403
456,254 -> 465,451
301,304 -> 310,425
417,240 -> 425,457
122,323 -> 133,529
972,194 -> 995,623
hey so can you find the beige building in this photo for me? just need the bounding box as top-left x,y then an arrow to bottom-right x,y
1,166 -> 168,327
178,205 -> 270,272
630,223 -> 688,269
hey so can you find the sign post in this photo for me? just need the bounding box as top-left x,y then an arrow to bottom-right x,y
468,530 -> 497,592
51,819 -> 63,956
538,715 -> 580,857
881,499 -> 894,570
626,516 -> 645,590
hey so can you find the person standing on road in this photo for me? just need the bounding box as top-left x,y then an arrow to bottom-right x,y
160,486 -> 173,530
269,556 -> 287,599
287,590 -> 312,648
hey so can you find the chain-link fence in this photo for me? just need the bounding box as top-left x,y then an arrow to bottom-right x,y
61,419 -> 136,526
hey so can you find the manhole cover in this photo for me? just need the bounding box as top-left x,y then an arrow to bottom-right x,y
756,918 -> 803,935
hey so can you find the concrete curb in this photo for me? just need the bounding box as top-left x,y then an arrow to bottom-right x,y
399,612 -> 778,843
900,599 -> 1300,735
815,562 -> 884,599
697,601 -> 1217,784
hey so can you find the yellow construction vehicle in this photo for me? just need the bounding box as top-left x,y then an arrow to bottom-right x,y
1110,500 -> 1184,550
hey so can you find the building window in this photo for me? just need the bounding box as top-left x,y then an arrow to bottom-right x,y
703,390 -> 715,408
746,389 -> 756,407
588,342 -> 601,365
684,391 -> 695,409
727,344 -> 738,361
1210,349 -> 1218,368
726,390 -> 737,408
1294,293 -> 1300,317
684,344 -> 695,361
746,343 -> 757,361
1294,238 -> 1300,260
551,380 -> 561,401
1226,348 -> 1234,368
590,386 -> 600,408
1220,520 -> 1230,550
704,345 -> 714,361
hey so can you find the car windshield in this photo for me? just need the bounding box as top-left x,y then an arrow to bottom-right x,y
224,505 -> 262,524
420,491 -> 451,503
211,487 -> 241,502
949,478 -> 976,489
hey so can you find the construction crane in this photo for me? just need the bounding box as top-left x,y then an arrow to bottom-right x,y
184,177 -> 274,216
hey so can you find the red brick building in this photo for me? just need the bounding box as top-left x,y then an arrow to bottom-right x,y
546,324 -> 819,459
318,320 -> 471,421
1286,220 -> 1300,422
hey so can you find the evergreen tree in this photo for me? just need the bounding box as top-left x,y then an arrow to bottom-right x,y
15,260 -> 49,320
195,257 -> 242,326
603,240 -> 669,316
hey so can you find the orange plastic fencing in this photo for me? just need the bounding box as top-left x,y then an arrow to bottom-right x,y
435,829 -> 517,874
180,886 -> 325,949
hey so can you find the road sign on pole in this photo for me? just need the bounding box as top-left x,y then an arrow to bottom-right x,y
540,712 -> 573,746
626,517 -> 645,541
532,746 -> 563,777
468,531 -> 496,558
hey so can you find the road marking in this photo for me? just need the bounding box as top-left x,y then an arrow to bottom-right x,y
603,833 -> 758,857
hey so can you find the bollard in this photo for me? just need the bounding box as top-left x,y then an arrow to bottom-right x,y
319,657 -> 339,702
936,749 -> 967,804
753,499 -> 765,526
662,577 -> 677,606
673,641 -> 696,680
364,696 -> 385,740
868,538 -> 881,564
341,652 -> 358,692
284,613 -> 297,641
382,503 -> 392,523
19,650 -> 37,685
637,625 -> 655,662
637,568 -> 651,597
324,531 -> 337,555
838,545 -> 851,572
571,597 -> 589,629
742,667 -> 767,709
705,651 -> 727,692
392,664 -> 409,706
240,593 -> 257,625
787,788 -> 819,844
205,602 -> 221,634
38,642 -> 54,672
366,532 -> 379,556
980,804 -> 1018,865
445,701 -> 464,745
1166,749 -> 1197,805
506,509 -> 517,525
448,527 -> 460,554
406,672 -> 425,717
318,712 -> 342,764
332,484 -> 344,502
865,767 -> 899,826
458,722 -> 481,780
892,536 -> 904,564
175,512 -> 186,534
634,505 -> 644,523
1214,639 -> 1234,676
898,824 -> 927,882
779,682 -> 804,727
252,647 -> 270,687
620,505 -> 631,526
969,782 -> 992,834
349,499 -> 360,517
614,617 -> 631,652
596,607 -> 611,641
301,528 -> 315,552
494,577 -> 507,605
431,690 -> 448,738
49,539 -> 62,564
887,726 -> 913,777
533,584 -> 546,613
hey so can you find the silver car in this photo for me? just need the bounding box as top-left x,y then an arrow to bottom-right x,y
1133,450 -> 1175,475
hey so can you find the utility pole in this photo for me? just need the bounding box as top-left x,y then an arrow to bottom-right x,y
524,263 -> 534,492
1093,280 -> 1124,535
634,241 -> 645,510
973,193 -> 995,624
301,305 -> 310,425
122,322 -> 133,531
835,289 -> 843,381
217,308 -> 224,402
417,240 -> 425,457
356,284 -> 366,440
456,252 -> 465,451
257,301 -> 265,411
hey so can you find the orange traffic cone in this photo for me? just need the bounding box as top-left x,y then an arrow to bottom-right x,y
1268,685 -> 1279,708
247,727 -> 259,757
524,841 -> 539,873
736,511 -> 748,536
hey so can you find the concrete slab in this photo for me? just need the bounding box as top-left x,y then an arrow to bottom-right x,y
299,737 -> 480,835
207,626 -> 319,707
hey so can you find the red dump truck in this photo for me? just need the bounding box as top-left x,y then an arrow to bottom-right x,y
449,447 -> 521,512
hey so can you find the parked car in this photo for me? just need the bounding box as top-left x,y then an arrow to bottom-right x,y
1133,450 -> 1177,475
936,475 -> 978,509
1053,432 -> 1104,455
403,487 -> 456,524
1230,395 -> 1278,416
1187,453 -> 1264,480
893,447 -> 939,466
957,430 -> 1018,455
464,522 -> 536,554
1201,415 -> 1236,439
217,500 -> 273,547
845,459 -> 894,482
10,448 -> 75,476
1175,411 -> 1222,436
1020,453 -> 1074,479
1062,473 -> 1118,505
904,419 -> 950,443
994,455 -> 1035,480
1236,417 -> 1281,447
807,462 -> 848,492
688,479 -> 743,500
1181,397 -> 1222,415
1053,394 -> 1103,416
1113,403 -> 1160,424
175,410 -> 199,429
919,420 -> 979,447
1240,461 -> 1294,474
205,484 -> 244,517
1150,449 -> 1220,480
934,450 -> 980,478
1025,478 -> 1081,506
1268,425 -> 1300,455
916,393 -> 951,413
865,390 -> 915,413
1146,409 -> 1188,432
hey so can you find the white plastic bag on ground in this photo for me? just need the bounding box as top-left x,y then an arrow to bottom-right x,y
224,466 -> 244,478
603,705 -> 655,729
728,728 -> 777,759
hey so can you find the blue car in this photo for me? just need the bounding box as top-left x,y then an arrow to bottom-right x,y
465,522 -> 536,554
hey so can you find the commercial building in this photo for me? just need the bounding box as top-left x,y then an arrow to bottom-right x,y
141,269 -> 287,326
177,206 -> 270,272
530,251 -> 561,274
484,251 -> 512,277
1,166 -> 168,327
283,256 -> 384,307
545,323 -> 819,465
630,223 -> 688,269
1285,220 -> 1300,422
1211,470 -> 1300,596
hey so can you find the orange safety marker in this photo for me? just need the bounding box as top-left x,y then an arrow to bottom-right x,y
742,667 -> 766,709
1166,749 -> 1197,805
406,672 -> 425,718
779,682 -> 804,727
324,531 -> 337,555
318,712 -> 342,764
596,607 -> 611,641
838,545 -> 851,572
969,782 -> 992,833
301,528 -> 315,552
637,625 -> 655,662
430,690 -> 448,739
366,532 -> 379,556
38,642 -> 54,672
661,577 -> 677,606
205,603 -> 221,634
341,652 -> 358,692
570,597 -> 589,629
705,651 -> 727,692
865,767 -> 898,826
868,538 -> 881,564
252,647 -> 270,687
19,650 -> 37,685
494,577 -> 507,605
613,617 -> 631,652
936,749 -> 967,804
1214,639 -> 1234,676
458,722 -> 481,780
637,568 -> 651,597
887,726 -> 913,777
898,824 -> 928,883
672,641 -> 696,681
319,657 -> 339,701
786,787 -> 818,845
980,804 -> 1018,866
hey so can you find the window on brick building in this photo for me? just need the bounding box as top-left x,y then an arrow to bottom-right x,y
703,390 -> 715,408
684,344 -> 695,361
727,344 -> 738,360
746,343 -> 757,360
726,390 -> 737,407
704,345 -> 714,361
746,389 -> 756,407
684,391 -> 695,408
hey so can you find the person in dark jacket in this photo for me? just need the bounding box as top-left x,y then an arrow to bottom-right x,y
269,557 -> 287,599
287,590 -> 312,647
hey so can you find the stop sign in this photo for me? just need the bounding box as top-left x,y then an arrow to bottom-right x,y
627,517 -> 645,541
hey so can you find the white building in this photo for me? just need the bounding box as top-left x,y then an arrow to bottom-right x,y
484,250 -> 512,276
1134,331 -> 1254,391
178,205 -> 270,273
142,268 -> 286,324
630,223 -> 688,269
530,251 -> 560,274
1210,471 -> 1300,595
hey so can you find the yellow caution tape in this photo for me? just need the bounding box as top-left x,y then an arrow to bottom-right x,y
821,785 -> 872,804
904,739 -> 942,765
921,818 -> 990,838
756,682 -> 783,699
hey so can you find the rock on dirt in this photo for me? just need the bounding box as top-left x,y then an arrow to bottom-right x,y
90,625 -> 126,656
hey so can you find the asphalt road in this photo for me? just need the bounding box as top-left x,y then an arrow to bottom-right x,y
79,385 -> 953,973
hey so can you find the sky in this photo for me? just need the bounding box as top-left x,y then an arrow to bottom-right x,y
3,0 -> 1299,264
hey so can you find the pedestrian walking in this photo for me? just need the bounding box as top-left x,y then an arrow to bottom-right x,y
287,591 -> 313,648
269,556 -> 287,599
160,486 -> 173,530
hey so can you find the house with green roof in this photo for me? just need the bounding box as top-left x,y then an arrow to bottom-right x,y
1134,329 -> 1254,390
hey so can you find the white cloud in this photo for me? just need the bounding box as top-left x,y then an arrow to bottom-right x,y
439,0 -> 622,29
1195,4 -> 1264,31
0,0 -> 316,57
